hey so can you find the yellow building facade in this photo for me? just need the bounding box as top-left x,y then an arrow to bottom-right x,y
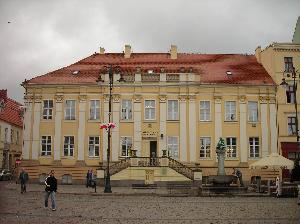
256,42 -> 300,179
21,45 -> 278,185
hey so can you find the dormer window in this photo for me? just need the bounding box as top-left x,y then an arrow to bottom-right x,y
72,70 -> 79,75
226,71 -> 232,76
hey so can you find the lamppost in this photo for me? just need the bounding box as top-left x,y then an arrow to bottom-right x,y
97,65 -> 125,193
280,66 -> 300,143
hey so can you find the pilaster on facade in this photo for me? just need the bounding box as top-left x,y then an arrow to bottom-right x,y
159,94 -> 167,156
133,94 -> 142,157
77,94 -> 86,161
269,97 -> 278,153
179,95 -> 187,162
239,95 -> 248,163
31,95 -> 42,160
214,95 -> 222,162
260,96 -> 269,157
188,95 -> 197,162
112,94 -> 120,161
23,95 -> 33,159
54,94 -> 63,161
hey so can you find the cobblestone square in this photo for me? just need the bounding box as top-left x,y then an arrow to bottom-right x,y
0,182 -> 299,224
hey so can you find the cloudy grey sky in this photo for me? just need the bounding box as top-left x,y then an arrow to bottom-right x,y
0,0 -> 299,102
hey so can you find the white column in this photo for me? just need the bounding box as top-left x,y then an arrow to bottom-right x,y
189,96 -> 197,162
77,95 -> 86,161
134,95 -> 142,156
54,95 -> 63,161
22,97 -> 33,159
239,98 -> 247,163
31,96 -> 41,160
159,95 -> 167,156
112,95 -> 120,161
180,97 -> 187,162
102,96 -> 109,161
269,100 -> 277,153
214,96 -> 222,162
261,99 -> 269,157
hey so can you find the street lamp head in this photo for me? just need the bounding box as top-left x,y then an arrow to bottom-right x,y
280,78 -> 289,89
96,75 -> 104,85
118,73 -> 126,82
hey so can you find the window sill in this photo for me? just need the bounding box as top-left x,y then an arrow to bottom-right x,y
199,120 -> 212,123
88,119 -> 101,123
120,120 -> 134,123
224,120 -> 238,123
64,120 -> 77,122
41,119 -> 54,122
143,120 -> 157,123
225,158 -> 239,161
248,157 -> 261,160
61,156 -> 75,159
87,156 -> 100,159
199,158 -> 213,160
166,120 -> 180,122
39,155 -> 52,158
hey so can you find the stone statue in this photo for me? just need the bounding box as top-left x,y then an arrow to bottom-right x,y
216,137 -> 226,176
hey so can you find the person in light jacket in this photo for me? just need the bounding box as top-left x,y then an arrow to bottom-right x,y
44,170 -> 57,211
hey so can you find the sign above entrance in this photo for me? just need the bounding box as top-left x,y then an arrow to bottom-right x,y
142,131 -> 158,138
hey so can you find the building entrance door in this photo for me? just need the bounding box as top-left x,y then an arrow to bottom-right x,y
150,141 -> 157,166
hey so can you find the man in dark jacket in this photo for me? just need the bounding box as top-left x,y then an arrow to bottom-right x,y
19,168 -> 29,193
44,170 -> 57,211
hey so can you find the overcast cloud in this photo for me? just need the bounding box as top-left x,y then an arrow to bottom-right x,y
0,0 -> 299,102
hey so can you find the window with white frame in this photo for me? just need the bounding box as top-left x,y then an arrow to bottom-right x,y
167,100 -> 179,120
63,136 -> 74,157
88,136 -> 100,157
226,137 -> 237,158
200,101 -> 210,121
286,85 -> 296,104
121,100 -> 132,120
200,137 -> 211,158
288,116 -> 297,135
249,137 -> 259,158
89,100 -> 100,120
11,129 -> 14,143
43,100 -> 53,120
121,136 -> 132,157
65,100 -> 75,120
248,101 -> 258,122
41,136 -> 51,156
284,57 -> 293,72
167,136 -> 179,159
145,100 -> 155,120
225,101 -> 236,121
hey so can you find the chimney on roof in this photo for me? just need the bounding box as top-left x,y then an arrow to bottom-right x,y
0,89 -> 7,101
124,44 -> 131,58
100,47 -> 105,54
170,45 -> 177,59
255,46 -> 261,64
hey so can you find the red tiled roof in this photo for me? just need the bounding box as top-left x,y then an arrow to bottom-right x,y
0,91 -> 23,128
26,53 -> 275,86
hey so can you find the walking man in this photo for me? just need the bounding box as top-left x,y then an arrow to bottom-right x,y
44,170 -> 57,211
19,168 -> 29,193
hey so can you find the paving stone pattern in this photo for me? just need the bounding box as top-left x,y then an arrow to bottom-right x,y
0,182 -> 299,224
